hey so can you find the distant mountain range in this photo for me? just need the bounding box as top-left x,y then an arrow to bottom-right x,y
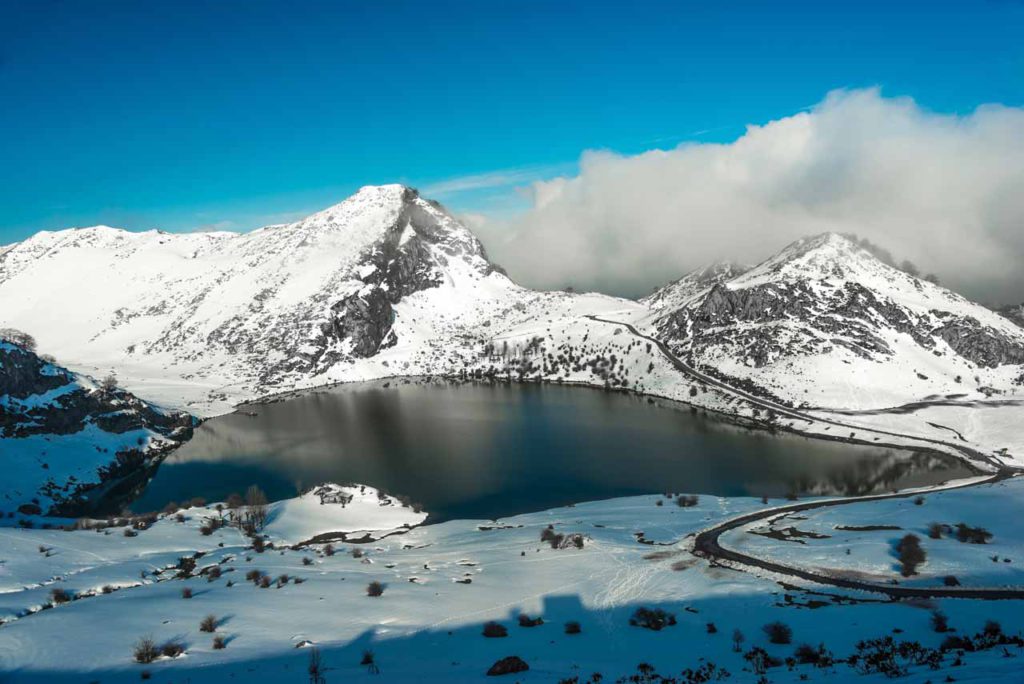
2,184 -> 1023,508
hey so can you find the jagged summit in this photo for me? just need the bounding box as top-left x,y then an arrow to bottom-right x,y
0,185 -> 517,408
642,260 -> 748,311
652,230 -> 1024,409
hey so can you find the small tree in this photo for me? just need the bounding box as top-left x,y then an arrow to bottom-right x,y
931,611 -> 950,633
367,580 -> 384,597
763,621 -> 792,644
732,629 -> 746,652
200,615 -> 218,632
308,647 -> 326,684
896,534 -> 926,576
100,373 -> 119,391
245,485 -> 269,531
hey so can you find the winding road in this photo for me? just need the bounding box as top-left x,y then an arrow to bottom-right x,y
585,314 -> 1000,468
586,314 -> 1024,600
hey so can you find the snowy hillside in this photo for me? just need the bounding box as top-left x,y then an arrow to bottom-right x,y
649,233 -> 1024,411
0,186 -> 531,412
2,190 -> 1024,466
641,261 -> 747,312
0,340 -> 193,515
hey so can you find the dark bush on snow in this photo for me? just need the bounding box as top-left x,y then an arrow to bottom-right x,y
564,621 -> 581,635
743,647 -> 782,675
518,614 -> 543,628
955,523 -> 993,544
245,569 -> 262,583
367,581 -> 385,597
896,534 -> 926,576
212,635 -> 227,650
160,641 -> 185,658
629,607 -> 676,631
49,587 -> 72,605
676,494 -> 699,508
794,643 -> 833,667
486,655 -> 529,676
200,615 -> 218,633
763,621 -> 792,644
482,621 -> 508,638
931,611 -> 950,633
181,587 -> 193,599
133,637 -> 159,664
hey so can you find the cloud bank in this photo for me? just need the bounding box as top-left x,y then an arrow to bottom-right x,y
475,89 -> 1024,304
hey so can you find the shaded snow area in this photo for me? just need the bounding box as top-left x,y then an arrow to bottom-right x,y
0,342 -> 193,514
2,480 -> 1024,682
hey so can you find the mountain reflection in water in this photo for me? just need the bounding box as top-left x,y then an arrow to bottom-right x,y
133,380 -> 973,522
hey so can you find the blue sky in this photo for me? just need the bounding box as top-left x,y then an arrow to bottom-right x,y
1,0 -> 1022,243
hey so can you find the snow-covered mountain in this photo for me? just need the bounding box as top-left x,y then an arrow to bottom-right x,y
3,187 -> 1024,466
0,340 -> 193,515
0,186 -> 547,412
649,233 -> 1024,410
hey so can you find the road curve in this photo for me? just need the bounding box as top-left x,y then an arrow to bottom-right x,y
584,315 -> 1000,468
586,315 -> 1024,599
691,475 -> 1024,600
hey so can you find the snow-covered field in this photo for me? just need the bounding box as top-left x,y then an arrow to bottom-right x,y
1,479 -> 1023,682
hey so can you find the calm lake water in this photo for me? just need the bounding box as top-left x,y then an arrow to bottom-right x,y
133,380 -> 972,522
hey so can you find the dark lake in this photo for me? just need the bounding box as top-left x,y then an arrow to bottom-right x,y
133,380 -> 973,522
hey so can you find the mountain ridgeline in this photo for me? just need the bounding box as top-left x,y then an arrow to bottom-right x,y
2,185 -> 1024,509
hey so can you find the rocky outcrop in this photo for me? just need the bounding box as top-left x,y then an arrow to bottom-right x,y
652,233 -> 1024,405
311,187 -> 499,365
1,341 -> 195,515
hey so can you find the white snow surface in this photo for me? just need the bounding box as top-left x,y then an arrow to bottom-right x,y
1,480 -> 1024,682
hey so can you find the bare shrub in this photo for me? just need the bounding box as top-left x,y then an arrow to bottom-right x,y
181,587 -> 193,599
763,621 -> 793,644
676,494 -> 699,508
160,641 -> 184,658
49,587 -> 72,605
133,636 -> 159,664
213,635 -> 227,650
200,615 -> 218,633
629,607 -> 676,631
931,611 -> 950,633
565,620 -> 581,635
367,581 -> 385,597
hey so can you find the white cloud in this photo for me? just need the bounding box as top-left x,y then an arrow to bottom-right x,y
473,89 -> 1024,304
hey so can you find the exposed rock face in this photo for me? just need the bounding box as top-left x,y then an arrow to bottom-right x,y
651,233 -> 1024,407
643,261 -> 748,312
0,184 -> 514,410
311,188 -> 498,365
998,303 -> 1024,329
0,341 -> 194,515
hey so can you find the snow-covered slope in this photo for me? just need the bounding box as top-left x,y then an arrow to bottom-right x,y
0,186 -> 533,413
0,341 -> 193,515
650,233 -> 1024,410
642,261 -> 747,312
